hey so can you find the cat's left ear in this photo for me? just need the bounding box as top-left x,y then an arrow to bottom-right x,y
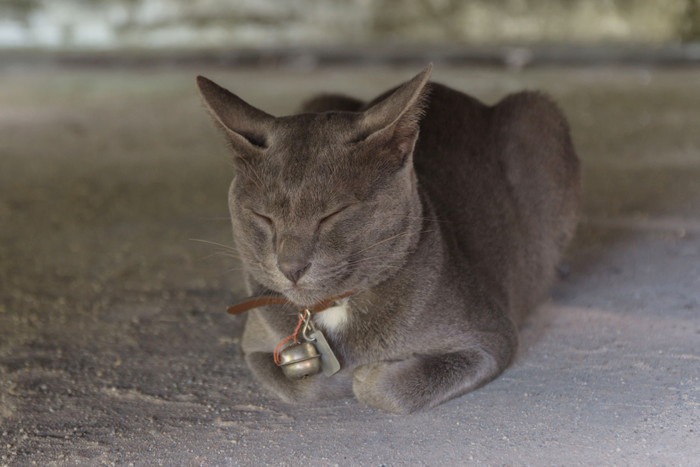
359,64 -> 432,163
196,76 -> 274,152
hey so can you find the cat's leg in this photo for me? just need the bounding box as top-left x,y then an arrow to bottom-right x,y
245,352 -> 352,404
242,310 -> 352,404
352,334 -> 515,414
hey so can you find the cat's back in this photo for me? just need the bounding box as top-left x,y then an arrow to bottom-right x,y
412,82 -> 496,204
415,83 -> 579,207
414,82 -> 580,319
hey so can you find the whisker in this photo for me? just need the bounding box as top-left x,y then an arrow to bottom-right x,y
344,255 -> 405,267
189,238 -> 239,252
314,256 -> 406,282
401,215 -> 452,224
311,227 -> 437,282
332,251 -> 408,270
223,265 -> 250,274
214,266 -> 249,278
199,251 -> 244,261
347,229 -> 436,259
202,216 -> 233,222
348,230 -> 413,257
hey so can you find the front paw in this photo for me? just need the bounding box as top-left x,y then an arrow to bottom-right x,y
246,352 -> 351,404
352,360 -> 421,414
353,349 -> 509,413
246,351 -> 318,404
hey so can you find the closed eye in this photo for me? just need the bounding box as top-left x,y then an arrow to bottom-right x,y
251,209 -> 273,226
319,205 -> 353,225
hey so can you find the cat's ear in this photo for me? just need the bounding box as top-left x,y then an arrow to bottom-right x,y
196,76 -> 274,151
359,64 -> 432,163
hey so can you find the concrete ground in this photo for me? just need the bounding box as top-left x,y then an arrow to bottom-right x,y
0,65 -> 698,465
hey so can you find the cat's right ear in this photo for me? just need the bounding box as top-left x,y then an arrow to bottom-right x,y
357,65 -> 432,166
196,76 -> 274,152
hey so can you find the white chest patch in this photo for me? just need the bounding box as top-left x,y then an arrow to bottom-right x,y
314,299 -> 350,333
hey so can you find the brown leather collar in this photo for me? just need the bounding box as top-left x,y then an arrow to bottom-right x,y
226,290 -> 354,315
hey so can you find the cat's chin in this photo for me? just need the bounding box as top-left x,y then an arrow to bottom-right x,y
280,277 -> 374,308
279,284 -> 353,309
280,287 -> 330,308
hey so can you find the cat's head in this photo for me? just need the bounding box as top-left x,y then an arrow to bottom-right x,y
197,66 -> 432,307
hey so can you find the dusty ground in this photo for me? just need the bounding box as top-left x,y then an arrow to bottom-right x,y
0,65 -> 698,465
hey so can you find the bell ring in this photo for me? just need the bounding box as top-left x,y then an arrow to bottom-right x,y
278,342 -> 322,379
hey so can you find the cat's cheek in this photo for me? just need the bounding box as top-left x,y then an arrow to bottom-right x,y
241,220 -> 274,260
320,223 -> 350,254
236,234 -> 278,289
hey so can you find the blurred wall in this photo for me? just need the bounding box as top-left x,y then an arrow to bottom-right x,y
1,0 -> 699,50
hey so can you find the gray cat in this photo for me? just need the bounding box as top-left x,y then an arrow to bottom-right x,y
197,65 -> 580,413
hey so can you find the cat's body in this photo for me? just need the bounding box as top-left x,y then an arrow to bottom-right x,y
197,66 -> 579,413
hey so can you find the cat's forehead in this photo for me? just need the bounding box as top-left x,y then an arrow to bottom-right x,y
253,155 -> 354,219
260,112 -> 361,181
275,112 -> 360,147
237,113 -> 363,212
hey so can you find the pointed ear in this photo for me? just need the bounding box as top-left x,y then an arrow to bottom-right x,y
359,64 -> 432,162
196,75 -> 274,151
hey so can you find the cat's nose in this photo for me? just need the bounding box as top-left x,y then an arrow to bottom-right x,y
277,257 -> 311,284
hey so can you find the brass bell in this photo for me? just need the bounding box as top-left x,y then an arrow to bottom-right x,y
278,342 -> 321,379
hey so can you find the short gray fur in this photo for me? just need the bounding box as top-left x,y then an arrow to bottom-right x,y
196,65 -> 580,413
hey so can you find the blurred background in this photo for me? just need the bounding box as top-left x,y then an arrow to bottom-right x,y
1,0 -> 700,63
